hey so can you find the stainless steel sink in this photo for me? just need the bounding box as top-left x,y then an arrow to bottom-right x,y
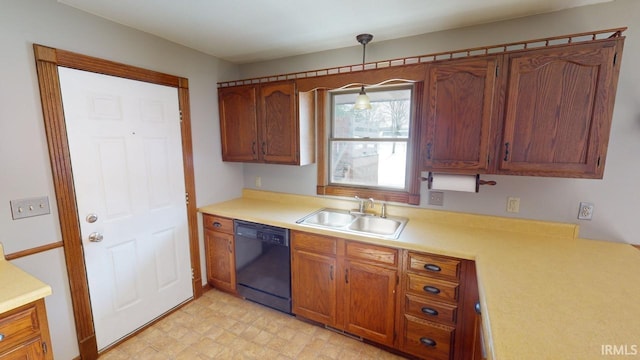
296,208 -> 408,239
348,216 -> 402,236
302,210 -> 356,227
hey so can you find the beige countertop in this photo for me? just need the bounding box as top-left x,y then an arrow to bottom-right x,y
199,189 -> 640,360
0,243 -> 52,314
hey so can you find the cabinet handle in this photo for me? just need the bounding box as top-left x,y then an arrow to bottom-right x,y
424,263 -> 441,272
0,333 -> 4,341
421,307 -> 439,316
227,240 -> 232,253
261,141 -> 267,155
345,269 -> 349,284
503,142 -> 510,161
423,285 -> 441,294
252,141 -> 256,155
426,142 -> 432,160
420,337 -> 437,347
213,222 -> 222,228
329,265 -> 334,280
475,301 -> 481,315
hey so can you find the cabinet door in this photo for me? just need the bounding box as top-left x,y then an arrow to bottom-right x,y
218,85 -> 259,162
343,260 -> 397,346
204,229 -> 236,293
422,57 -> 499,173
0,339 -> 44,360
291,249 -> 337,326
259,82 -> 298,164
499,41 -> 620,178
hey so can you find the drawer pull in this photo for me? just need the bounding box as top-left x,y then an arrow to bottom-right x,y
421,307 -> 439,316
423,285 -> 441,294
420,337 -> 437,347
0,333 -> 4,341
213,222 -> 222,228
424,263 -> 441,272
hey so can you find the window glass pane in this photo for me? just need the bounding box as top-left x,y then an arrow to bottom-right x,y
330,86 -> 412,192
333,89 -> 411,139
330,140 -> 407,189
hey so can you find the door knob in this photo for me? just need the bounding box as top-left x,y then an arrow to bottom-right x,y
88,232 -> 104,242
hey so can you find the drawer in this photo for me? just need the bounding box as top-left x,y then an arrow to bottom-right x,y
402,314 -> 454,360
405,294 -> 457,324
203,214 -> 233,234
406,273 -> 459,302
408,252 -> 461,280
292,231 -> 337,255
346,241 -> 397,266
0,302 -> 41,354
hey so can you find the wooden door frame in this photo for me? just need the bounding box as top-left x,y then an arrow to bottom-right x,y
33,44 -> 202,360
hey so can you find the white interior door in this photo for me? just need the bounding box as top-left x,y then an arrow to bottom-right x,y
58,67 -> 193,350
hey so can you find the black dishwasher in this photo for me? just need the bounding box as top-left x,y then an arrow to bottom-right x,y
234,220 -> 291,314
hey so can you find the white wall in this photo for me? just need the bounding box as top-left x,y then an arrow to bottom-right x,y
0,0 -> 242,358
240,0 -> 640,244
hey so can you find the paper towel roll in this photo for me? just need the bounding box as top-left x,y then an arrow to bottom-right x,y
429,173 -> 478,193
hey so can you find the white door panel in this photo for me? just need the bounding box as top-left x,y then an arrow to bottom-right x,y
58,67 -> 192,350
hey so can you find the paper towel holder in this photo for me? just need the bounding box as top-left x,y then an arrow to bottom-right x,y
421,172 -> 497,193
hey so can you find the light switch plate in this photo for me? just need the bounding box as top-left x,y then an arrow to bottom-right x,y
10,196 -> 51,220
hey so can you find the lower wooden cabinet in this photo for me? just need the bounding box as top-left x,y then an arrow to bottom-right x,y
400,251 -> 479,360
290,230 -> 480,358
290,249 -> 337,326
403,314 -> 455,360
343,259 -> 397,345
291,231 -> 398,347
203,214 -> 236,293
0,299 -> 53,360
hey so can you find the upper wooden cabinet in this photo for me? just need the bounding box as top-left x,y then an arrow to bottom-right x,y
421,38 -> 623,178
422,56 -> 500,173
217,30 -> 624,178
498,40 -> 623,178
218,81 -> 315,165
218,85 -> 258,162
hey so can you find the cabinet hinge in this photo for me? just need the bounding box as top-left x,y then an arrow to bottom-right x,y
613,53 -> 617,66
597,156 -> 601,168
191,268 -> 195,280
495,65 -> 499,77
185,192 -> 190,205
42,342 -> 48,354
179,110 -> 183,122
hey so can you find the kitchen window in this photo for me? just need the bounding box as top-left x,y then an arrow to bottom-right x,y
317,83 -> 422,205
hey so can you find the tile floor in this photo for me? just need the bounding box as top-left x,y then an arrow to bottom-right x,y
100,289 -> 407,359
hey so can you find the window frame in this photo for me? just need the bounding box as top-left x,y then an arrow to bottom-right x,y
316,81 -> 423,205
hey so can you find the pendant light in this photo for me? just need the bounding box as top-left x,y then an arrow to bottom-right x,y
354,33 -> 373,110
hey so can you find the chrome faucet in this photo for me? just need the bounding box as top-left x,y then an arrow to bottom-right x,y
353,196 -> 374,214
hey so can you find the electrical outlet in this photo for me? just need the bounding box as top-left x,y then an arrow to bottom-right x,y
578,202 -> 594,220
506,197 -> 520,213
428,191 -> 444,206
10,196 -> 51,220
255,176 -> 262,188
